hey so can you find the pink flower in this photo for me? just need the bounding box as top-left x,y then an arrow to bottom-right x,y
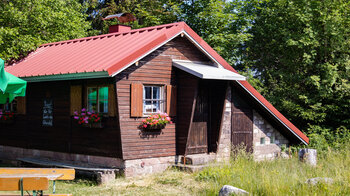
142,119 -> 146,123
81,108 -> 86,112
170,121 -> 173,124
143,124 -> 147,128
165,117 -> 171,121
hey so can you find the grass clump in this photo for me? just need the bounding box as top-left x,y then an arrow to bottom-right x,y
196,145 -> 350,196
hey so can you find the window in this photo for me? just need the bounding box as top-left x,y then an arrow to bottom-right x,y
270,135 -> 275,144
0,99 -> 17,113
260,137 -> 265,145
143,85 -> 164,114
87,86 -> 108,113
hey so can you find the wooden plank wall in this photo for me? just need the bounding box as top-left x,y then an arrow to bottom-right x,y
0,80 -> 123,158
116,37 -> 210,160
176,71 -> 198,155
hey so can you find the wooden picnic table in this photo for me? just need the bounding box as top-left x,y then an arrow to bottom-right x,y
0,168 -> 75,196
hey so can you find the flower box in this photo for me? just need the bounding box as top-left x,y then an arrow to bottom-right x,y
143,124 -> 166,131
0,111 -> 15,124
0,118 -> 14,124
73,108 -> 103,129
81,121 -> 103,128
140,112 -> 172,131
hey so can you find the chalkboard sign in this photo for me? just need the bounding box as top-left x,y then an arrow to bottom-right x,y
42,98 -> 53,126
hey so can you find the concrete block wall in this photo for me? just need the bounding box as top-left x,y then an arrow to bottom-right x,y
216,86 -> 232,162
252,111 -> 289,160
123,156 -> 175,177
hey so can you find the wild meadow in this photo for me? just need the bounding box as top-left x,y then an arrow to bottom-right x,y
47,143 -> 350,196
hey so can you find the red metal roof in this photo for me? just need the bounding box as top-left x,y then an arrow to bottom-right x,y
5,21 -> 308,144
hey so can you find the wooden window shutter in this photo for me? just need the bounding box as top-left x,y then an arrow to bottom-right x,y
16,97 -> 26,114
108,84 -> 117,117
70,85 -> 82,115
166,85 -> 177,116
130,83 -> 143,117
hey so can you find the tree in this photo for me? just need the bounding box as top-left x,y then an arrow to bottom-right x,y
0,0 -> 91,63
81,0 -> 181,34
179,0 -> 259,66
242,0 -> 350,133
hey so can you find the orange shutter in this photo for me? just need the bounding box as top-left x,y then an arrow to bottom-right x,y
16,97 -> 26,114
70,85 -> 82,115
167,85 -> 177,116
130,83 -> 143,117
108,84 -> 117,117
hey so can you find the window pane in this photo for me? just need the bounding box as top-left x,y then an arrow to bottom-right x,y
99,100 -> 108,113
98,87 -> 108,113
145,86 -> 151,99
153,101 -> 160,112
88,100 -> 97,112
153,87 -> 160,99
99,87 -> 108,100
144,101 -> 152,113
88,88 -> 97,100
87,88 -> 97,112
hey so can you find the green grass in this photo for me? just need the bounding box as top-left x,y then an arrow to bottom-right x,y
6,146 -> 349,196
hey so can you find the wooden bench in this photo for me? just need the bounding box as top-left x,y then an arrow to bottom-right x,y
17,158 -> 117,184
0,168 -> 75,196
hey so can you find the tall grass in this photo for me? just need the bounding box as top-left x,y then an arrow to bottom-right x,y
196,145 -> 350,195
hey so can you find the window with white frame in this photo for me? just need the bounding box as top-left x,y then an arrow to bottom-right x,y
87,86 -> 108,113
143,85 -> 164,114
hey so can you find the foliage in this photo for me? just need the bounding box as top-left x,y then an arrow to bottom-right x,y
0,0 -> 91,63
73,108 -> 102,125
305,126 -> 350,152
81,0 -> 181,34
141,112 -> 172,129
179,0 -> 263,66
242,0 -> 350,135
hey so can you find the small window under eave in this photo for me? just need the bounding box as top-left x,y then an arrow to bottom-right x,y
172,60 -> 246,81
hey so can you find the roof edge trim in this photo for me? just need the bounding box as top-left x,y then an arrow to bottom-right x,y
20,71 -> 110,82
236,81 -> 309,145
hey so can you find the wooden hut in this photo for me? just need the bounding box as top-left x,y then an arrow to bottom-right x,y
1,22 -> 308,177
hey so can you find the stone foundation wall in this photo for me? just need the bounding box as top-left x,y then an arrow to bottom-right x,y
252,111 -> 289,160
216,86 -> 232,162
124,156 -> 175,177
0,145 -> 124,168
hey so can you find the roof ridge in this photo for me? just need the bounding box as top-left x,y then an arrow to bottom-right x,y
40,22 -> 184,48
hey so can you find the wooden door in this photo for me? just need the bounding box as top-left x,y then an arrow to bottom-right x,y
231,89 -> 253,152
187,82 -> 208,154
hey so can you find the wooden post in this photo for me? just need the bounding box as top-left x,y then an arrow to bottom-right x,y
298,148 -> 317,166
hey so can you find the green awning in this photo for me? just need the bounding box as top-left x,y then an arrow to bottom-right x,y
0,58 -> 27,104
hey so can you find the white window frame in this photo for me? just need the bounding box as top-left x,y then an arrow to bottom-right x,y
86,86 -> 109,114
143,85 -> 165,115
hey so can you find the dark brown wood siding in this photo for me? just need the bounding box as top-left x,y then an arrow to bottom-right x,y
0,79 -> 122,158
116,37 -> 210,160
231,84 -> 253,152
176,71 -> 199,155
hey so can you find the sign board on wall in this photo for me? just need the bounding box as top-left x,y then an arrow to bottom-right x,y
42,98 -> 53,126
